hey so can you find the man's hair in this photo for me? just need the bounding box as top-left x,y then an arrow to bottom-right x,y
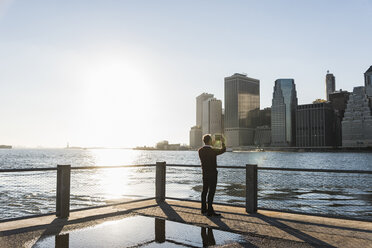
203,134 -> 212,145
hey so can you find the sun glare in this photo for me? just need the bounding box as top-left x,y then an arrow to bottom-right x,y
76,57 -> 154,147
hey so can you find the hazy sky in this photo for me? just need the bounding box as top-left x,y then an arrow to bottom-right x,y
0,0 -> 371,148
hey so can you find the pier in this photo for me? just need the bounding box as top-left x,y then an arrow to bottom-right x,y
1,199 -> 372,247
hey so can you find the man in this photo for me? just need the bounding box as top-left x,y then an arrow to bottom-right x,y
198,134 -> 226,216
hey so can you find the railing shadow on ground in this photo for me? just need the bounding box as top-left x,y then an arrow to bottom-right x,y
254,213 -> 337,247
0,199 -> 158,237
2,199 -> 371,248
165,201 -> 372,235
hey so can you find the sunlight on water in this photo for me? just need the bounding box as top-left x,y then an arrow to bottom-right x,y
88,149 -> 142,166
100,169 -> 131,199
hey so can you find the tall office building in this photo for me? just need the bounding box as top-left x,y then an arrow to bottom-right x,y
365,66 -> 372,97
196,93 -> 214,127
271,79 -> 298,146
342,86 -> 372,147
296,102 -> 336,147
325,71 -> 336,101
329,90 -> 350,146
202,97 -> 223,135
224,73 -> 260,147
189,93 -> 213,148
253,108 -> 272,146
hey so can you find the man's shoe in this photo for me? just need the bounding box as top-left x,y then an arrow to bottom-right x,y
207,211 -> 221,217
201,209 -> 207,215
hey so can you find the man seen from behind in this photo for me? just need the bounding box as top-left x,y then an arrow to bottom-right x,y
198,134 -> 226,216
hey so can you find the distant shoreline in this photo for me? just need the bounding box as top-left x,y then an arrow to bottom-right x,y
132,147 -> 191,151
133,146 -> 372,153
233,146 -> 372,153
0,145 -> 12,149
3,146 -> 371,153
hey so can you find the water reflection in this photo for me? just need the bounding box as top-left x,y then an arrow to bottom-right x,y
41,216 -> 241,248
55,233 -> 69,248
155,218 -> 165,243
201,227 -> 216,247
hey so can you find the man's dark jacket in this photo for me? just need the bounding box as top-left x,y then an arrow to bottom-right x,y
198,144 -> 226,174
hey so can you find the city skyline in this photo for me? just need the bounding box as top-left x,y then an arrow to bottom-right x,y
1,0 -> 371,147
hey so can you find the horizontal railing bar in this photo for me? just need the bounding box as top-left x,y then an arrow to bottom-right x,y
0,164 -> 156,173
0,168 -> 57,173
166,164 -> 199,168
2,164 -> 371,174
166,164 -> 372,174
257,167 -> 372,174
166,164 -> 252,169
71,164 -> 156,170
166,197 -> 245,208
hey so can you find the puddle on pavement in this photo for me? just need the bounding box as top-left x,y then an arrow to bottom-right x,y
33,215 -> 245,247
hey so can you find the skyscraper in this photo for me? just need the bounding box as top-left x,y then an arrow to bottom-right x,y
329,90 -> 350,146
365,66 -> 372,97
325,71 -> 336,101
296,102 -> 336,147
196,93 -> 214,128
190,93 -> 214,148
202,97 -> 223,135
342,86 -> 372,147
224,73 -> 260,147
271,79 -> 298,146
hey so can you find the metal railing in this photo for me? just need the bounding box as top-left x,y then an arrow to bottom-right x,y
163,164 -> 372,220
1,162 -> 371,220
0,164 -> 157,220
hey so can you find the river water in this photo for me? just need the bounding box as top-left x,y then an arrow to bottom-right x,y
0,149 -> 371,220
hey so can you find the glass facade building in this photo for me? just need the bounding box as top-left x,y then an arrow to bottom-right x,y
271,79 -> 298,146
224,73 -> 260,147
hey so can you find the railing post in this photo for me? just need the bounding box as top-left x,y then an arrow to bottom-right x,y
246,164 -> 257,213
56,164 -> 71,218
156,162 -> 166,203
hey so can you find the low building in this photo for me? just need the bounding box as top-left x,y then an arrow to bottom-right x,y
342,86 -> 372,147
254,126 -> 271,146
189,126 -> 202,148
296,102 -> 336,147
224,128 -> 255,147
156,140 -> 182,150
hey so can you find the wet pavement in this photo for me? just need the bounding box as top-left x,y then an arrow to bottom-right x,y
0,199 -> 371,247
34,216 -> 246,247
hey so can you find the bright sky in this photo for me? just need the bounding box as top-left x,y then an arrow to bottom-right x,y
0,0 -> 371,148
